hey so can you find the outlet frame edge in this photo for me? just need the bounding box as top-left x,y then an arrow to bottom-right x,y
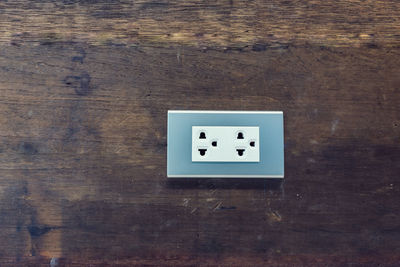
167,110 -> 284,178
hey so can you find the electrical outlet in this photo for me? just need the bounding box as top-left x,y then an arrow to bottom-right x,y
192,126 -> 260,162
167,111 -> 284,178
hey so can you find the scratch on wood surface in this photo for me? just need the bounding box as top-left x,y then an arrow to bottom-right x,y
50,257 -> 58,267
376,184 -> 395,194
176,48 -> 181,63
182,198 -> 190,207
267,211 -> 282,223
307,158 -> 316,163
118,115 -> 132,126
310,139 -> 319,145
331,119 -> 339,134
213,202 -> 222,211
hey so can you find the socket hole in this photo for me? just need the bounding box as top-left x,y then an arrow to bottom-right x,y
237,132 -> 244,139
236,149 -> 245,156
211,141 -> 217,147
250,141 -> 255,147
199,132 -> 206,139
198,149 -> 207,156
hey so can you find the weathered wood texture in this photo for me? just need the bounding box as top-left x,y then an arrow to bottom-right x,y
0,1 -> 400,266
1,0 -> 400,48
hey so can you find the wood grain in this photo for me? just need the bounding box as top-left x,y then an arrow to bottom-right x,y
0,1 -> 399,266
1,0 -> 400,48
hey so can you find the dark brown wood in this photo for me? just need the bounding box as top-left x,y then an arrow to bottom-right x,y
0,1 -> 400,266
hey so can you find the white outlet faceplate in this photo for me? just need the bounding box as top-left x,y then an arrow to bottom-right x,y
192,126 -> 260,162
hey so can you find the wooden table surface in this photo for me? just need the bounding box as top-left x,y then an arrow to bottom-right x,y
0,1 -> 399,266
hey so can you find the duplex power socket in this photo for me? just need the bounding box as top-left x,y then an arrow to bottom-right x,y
167,110 -> 284,178
192,126 -> 260,162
